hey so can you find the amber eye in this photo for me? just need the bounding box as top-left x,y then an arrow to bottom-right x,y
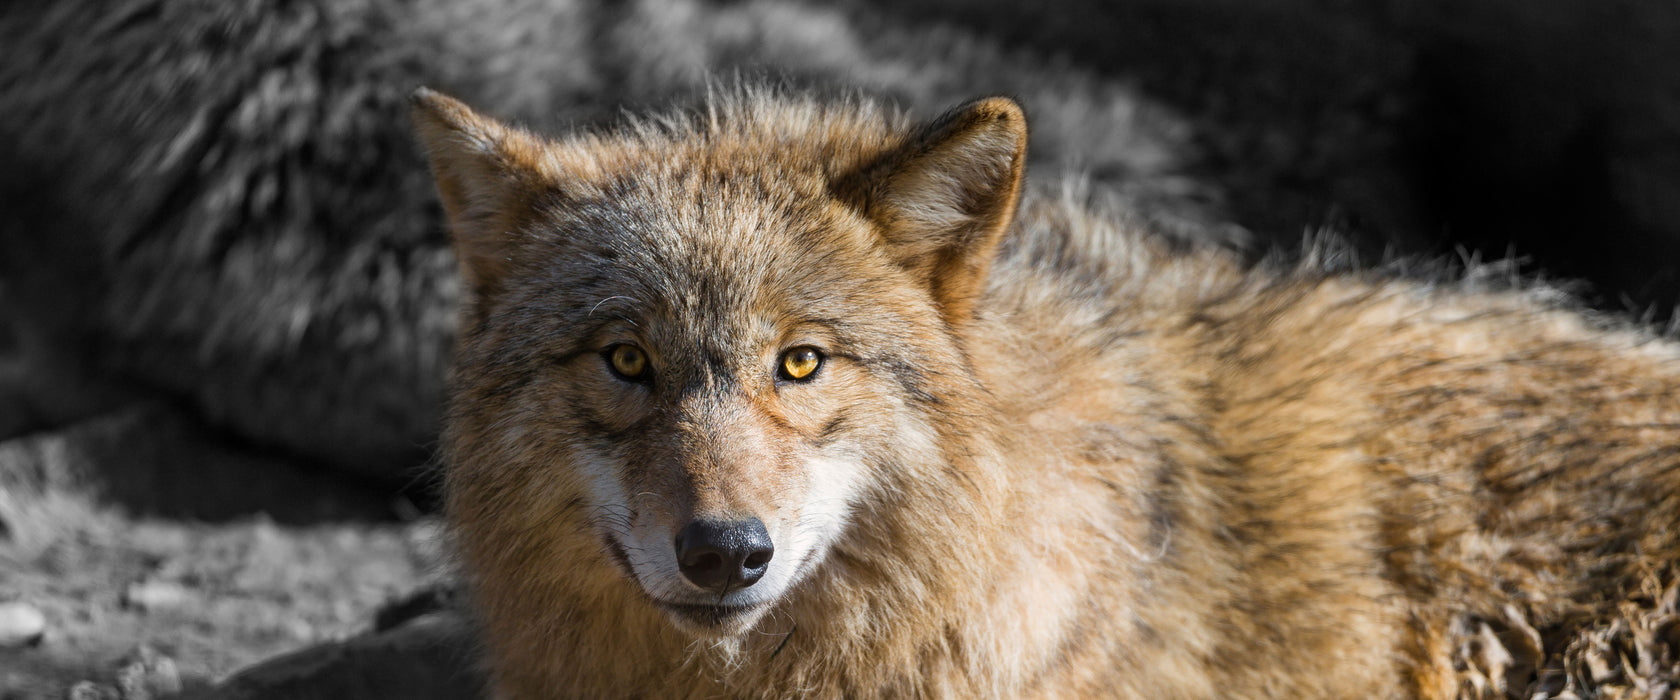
608,344 -> 648,380
779,346 -> 823,382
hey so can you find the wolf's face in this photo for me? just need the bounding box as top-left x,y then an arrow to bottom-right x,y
416,88 -> 1026,638
470,179 -> 948,636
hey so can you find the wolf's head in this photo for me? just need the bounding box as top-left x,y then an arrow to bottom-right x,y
415,87 -> 1026,639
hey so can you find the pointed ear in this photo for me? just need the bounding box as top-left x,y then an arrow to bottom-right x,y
852,97 -> 1028,326
410,87 -> 557,295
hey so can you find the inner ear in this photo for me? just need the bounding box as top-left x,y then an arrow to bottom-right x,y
847,97 -> 1028,326
410,87 -> 564,297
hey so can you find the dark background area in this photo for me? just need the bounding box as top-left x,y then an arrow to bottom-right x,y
873,0 -> 1680,316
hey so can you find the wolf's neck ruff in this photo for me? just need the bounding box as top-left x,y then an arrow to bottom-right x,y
416,87 -> 1680,699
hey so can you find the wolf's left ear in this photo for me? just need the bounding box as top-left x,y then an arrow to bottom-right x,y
410,87 -> 559,297
852,97 -> 1028,326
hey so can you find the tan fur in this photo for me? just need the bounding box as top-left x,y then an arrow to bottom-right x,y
414,87 -> 1680,699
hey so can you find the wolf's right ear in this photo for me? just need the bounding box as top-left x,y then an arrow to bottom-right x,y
411,88 -> 558,295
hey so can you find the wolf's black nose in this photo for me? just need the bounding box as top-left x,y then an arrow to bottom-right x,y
674,518 -> 774,593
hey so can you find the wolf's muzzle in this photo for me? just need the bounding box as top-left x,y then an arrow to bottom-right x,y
674,518 -> 774,593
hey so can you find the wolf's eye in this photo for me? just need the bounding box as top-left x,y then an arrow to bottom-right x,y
607,344 -> 649,380
779,346 -> 823,382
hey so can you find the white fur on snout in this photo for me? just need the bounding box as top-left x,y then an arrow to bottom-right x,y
586,450 -> 873,618
770,451 -> 871,587
580,409 -> 943,625
571,450 -> 693,602
574,450 -> 636,552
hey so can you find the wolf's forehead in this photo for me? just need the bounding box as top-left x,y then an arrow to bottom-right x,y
553,164 -> 867,331
644,153 -> 832,223
573,156 -> 853,269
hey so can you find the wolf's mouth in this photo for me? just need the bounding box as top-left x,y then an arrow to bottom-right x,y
656,600 -> 765,627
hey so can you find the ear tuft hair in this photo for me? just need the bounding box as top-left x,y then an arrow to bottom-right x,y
850,97 -> 1029,326
411,88 -> 557,295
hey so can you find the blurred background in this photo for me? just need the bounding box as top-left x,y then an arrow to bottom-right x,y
1,0 -> 1677,696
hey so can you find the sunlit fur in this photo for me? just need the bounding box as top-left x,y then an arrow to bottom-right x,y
417,86 -> 1680,699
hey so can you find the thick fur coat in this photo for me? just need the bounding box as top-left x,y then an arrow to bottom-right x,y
419,88 -> 1680,698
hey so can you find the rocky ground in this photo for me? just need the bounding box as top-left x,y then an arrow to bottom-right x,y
0,401 -> 457,699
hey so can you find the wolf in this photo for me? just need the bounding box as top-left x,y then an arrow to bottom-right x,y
413,86 -> 1680,699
